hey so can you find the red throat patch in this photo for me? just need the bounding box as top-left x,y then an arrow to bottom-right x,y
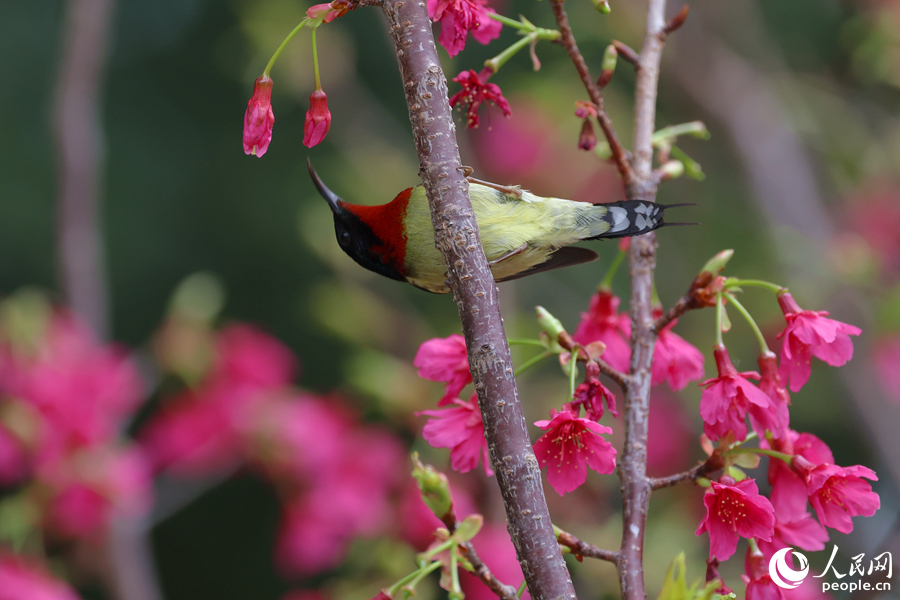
339,188 -> 411,274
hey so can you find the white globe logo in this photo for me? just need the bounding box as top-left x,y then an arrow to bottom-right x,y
768,547 -> 810,589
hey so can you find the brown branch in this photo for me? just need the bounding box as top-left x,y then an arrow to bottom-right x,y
54,0 -> 114,340
556,530 -> 618,563
617,0 -> 670,599
379,3 -> 574,599
549,0 -> 635,188
460,542 -> 520,600
649,454 -> 723,490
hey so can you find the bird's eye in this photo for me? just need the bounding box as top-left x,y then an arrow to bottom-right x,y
338,230 -> 352,247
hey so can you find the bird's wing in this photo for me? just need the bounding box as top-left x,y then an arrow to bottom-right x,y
495,246 -> 599,283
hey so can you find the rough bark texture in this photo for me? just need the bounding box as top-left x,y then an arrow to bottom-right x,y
380,2 -> 575,598
618,1 -> 669,599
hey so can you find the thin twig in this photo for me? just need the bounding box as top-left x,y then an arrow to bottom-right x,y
649,455 -> 723,490
460,542 -> 520,600
556,530 -> 618,563
380,3 -> 575,599
549,0 -> 635,187
617,0 -> 670,599
557,331 -> 630,390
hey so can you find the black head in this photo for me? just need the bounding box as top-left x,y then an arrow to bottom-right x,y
308,159 -> 406,282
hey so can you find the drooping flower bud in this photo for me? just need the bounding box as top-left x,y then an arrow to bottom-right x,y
303,89 -> 332,148
578,119 -> 597,151
243,75 -> 275,157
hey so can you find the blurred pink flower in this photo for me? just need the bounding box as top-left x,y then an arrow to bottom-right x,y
0,313 -> 142,468
243,75 -> 275,157
776,293 -> 861,393
533,409 -> 616,495
398,479 -> 478,550
743,574 -> 784,600
0,425 -> 27,485
572,290 -> 631,373
215,324 -> 296,389
873,335 -> 900,403
139,324 -> 296,475
419,395 -> 492,476
700,345 -> 781,441
646,392 -> 694,477
42,447 -> 152,540
845,184 -> 900,277
652,316 -> 705,391
695,477 -> 775,561
0,552 -> 81,600
275,416 -> 404,575
428,0 -> 501,57
414,334 -> 472,406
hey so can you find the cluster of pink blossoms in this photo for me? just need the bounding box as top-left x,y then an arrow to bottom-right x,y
413,281 -> 878,596
0,291 -> 410,596
0,308 -> 151,543
139,321 -> 405,576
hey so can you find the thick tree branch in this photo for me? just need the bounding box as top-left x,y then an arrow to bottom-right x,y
618,1 -> 670,599
380,3 -> 574,599
549,0 -> 634,188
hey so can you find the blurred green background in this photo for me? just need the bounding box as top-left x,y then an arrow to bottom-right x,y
2,0 -> 899,598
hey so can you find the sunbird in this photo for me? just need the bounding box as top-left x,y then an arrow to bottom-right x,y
309,160 -> 686,293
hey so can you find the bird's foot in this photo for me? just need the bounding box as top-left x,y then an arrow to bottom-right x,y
457,166 -> 523,199
488,243 -> 528,268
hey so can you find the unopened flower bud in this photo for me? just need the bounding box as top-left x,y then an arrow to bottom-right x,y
578,120 -> 597,151
700,249 -> 734,278
243,75 -> 275,157
303,89 -> 332,148
658,160 -> 684,180
411,453 -> 453,521
591,0 -> 612,14
536,306 -> 567,339
596,45 -> 617,87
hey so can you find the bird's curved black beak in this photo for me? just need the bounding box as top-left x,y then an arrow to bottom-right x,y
308,158 -> 343,215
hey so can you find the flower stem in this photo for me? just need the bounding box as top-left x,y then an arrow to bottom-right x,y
515,351 -> 552,376
507,338 -> 545,347
485,32 -> 537,73
730,447 -> 793,464
264,19 -> 310,77
449,546 -> 463,600
390,559 -> 443,597
517,581 -> 527,598
715,293 -> 724,346
725,278 -> 784,295
418,538 -> 454,563
568,351 -> 578,397
724,292 -> 769,354
599,248 -> 626,289
652,121 -> 709,145
311,27 -> 321,90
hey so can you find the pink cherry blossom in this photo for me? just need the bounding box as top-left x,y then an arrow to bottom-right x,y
215,324 -> 296,389
651,315 -> 705,391
532,409 -> 616,495
449,68 -> 511,129
0,552 -> 82,600
43,446 -> 152,540
243,75 -> 275,157
801,463 -> 880,534
303,90 -> 332,148
744,575 -> 784,600
776,292 -> 861,392
764,430 -> 834,521
0,425 -> 27,485
307,2 -> 350,22
572,290 -> 631,373
413,334 -> 472,406
427,0 -> 502,57
570,362 -> 617,420
419,395 -> 492,476
755,352 -> 790,440
699,345 -> 781,441
695,477 -> 775,561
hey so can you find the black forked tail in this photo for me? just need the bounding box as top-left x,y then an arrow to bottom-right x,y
585,200 -> 697,240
